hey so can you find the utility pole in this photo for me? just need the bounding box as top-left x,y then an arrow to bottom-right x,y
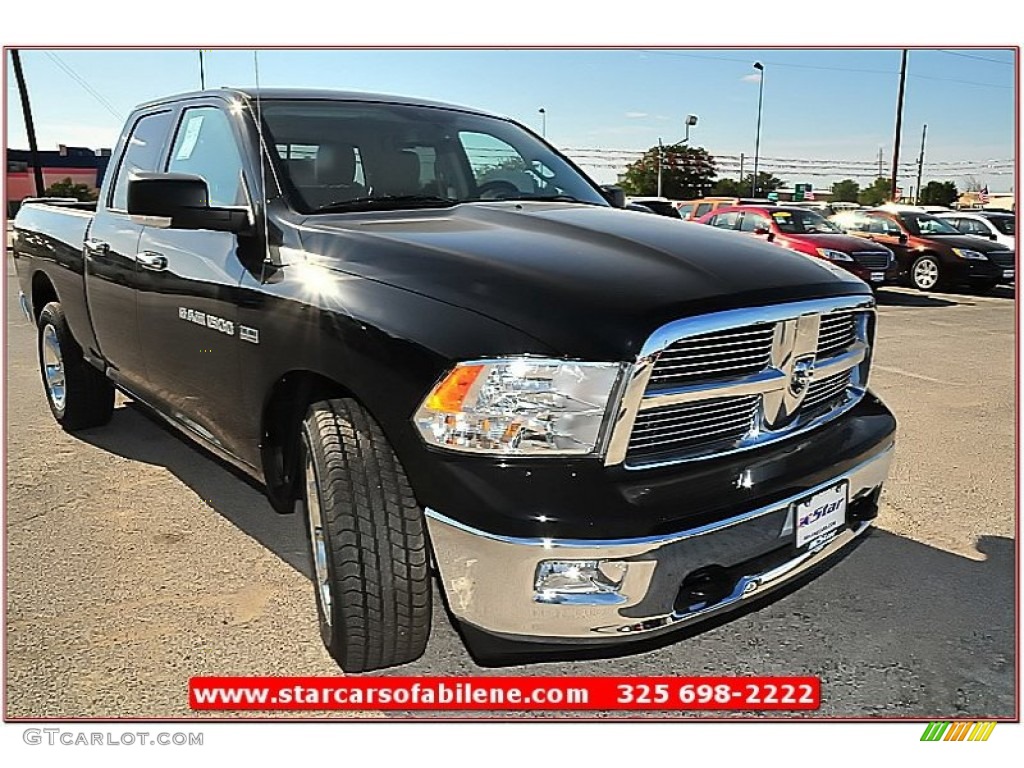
739,153 -> 745,186
751,61 -> 765,197
914,124 -> 928,204
11,49 -> 46,197
877,147 -> 884,178
657,137 -> 664,198
891,49 -> 909,201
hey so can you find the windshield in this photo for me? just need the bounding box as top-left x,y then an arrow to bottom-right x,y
260,99 -> 608,213
769,208 -> 843,234
899,213 -> 961,236
988,216 -> 1015,235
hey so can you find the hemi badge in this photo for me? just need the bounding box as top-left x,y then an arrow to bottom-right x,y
239,326 -> 260,344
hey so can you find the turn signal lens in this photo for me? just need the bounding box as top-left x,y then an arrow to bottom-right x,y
425,364 -> 485,413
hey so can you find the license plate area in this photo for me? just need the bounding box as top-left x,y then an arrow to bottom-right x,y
1003,269 -> 1014,279
870,272 -> 885,282
793,482 -> 848,549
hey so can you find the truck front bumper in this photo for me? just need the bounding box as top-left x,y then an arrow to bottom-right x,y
426,444 -> 892,643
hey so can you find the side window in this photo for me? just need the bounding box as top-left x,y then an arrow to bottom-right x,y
866,215 -> 895,235
694,203 -> 713,218
711,211 -> 740,230
678,204 -> 694,219
459,131 -> 534,196
739,212 -> 770,232
109,111 -> 174,211
965,219 -> 989,236
167,107 -> 246,207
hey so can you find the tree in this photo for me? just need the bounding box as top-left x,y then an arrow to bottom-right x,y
858,177 -> 892,207
44,177 -> 98,202
831,179 -> 860,203
618,144 -> 717,199
918,180 -> 958,207
744,172 -> 785,197
710,177 -> 744,197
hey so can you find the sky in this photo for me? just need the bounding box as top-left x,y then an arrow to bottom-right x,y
4,47 -> 1016,192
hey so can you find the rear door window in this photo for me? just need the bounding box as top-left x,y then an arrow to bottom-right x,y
739,212 -> 771,232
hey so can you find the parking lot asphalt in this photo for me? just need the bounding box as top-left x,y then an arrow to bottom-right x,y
4,253 -> 1016,719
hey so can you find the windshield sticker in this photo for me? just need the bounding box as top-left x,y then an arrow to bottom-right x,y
175,116 -> 205,160
773,212 -> 792,218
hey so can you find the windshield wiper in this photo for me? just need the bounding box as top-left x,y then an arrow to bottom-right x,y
312,195 -> 458,214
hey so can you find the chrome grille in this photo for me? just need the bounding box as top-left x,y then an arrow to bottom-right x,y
802,369 -> 852,413
852,251 -> 891,270
987,250 -> 1014,268
647,324 -> 774,387
816,312 -> 856,359
607,296 -> 875,469
628,395 -> 758,456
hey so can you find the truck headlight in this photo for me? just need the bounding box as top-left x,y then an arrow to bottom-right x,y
816,248 -> 854,262
414,358 -> 623,455
953,248 -> 988,261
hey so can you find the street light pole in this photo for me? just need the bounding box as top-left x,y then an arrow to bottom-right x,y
538,108 -> 546,137
751,62 -> 764,198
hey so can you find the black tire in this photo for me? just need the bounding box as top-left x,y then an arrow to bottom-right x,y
37,301 -> 114,430
300,398 -> 431,672
910,254 -> 943,291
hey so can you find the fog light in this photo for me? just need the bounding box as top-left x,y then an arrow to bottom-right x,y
534,560 -> 627,604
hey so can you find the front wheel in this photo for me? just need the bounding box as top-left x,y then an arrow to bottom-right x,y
37,302 -> 114,430
910,255 -> 943,291
300,398 -> 432,672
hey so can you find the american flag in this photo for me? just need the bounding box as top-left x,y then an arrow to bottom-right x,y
979,185 -> 989,204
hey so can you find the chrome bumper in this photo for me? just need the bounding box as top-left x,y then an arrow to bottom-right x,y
426,445 -> 893,642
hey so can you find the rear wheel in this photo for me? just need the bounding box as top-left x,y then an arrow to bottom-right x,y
300,398 -> 431,672
910,255 -> 943,291
37,302 -> 114,430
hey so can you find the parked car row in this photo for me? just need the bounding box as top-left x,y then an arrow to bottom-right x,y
684,203 -> 1014,293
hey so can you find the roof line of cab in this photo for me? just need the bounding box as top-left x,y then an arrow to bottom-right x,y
132,87 -> 497,119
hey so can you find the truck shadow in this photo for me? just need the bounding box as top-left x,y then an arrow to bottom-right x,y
875,284 -> 1014,307
75,399 -> 1016,717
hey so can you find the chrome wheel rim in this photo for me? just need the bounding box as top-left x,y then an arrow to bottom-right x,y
41,324 -> 66,412
914,259 -> 938,289
304,448 -> 333,626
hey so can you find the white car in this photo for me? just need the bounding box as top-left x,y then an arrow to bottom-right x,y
936,211 -> 1015,251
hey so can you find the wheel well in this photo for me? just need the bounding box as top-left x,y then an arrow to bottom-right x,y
31,271 -> 58,321
260,371 -> 353,513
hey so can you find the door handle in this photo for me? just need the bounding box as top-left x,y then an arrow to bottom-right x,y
136,251 -> 168,271
84,238 -> 109,255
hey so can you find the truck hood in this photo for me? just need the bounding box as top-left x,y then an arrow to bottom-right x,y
297,202 -> 869,360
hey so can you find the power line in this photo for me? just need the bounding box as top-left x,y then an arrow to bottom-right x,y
937,49 -> 1015,66
44,52 -> 123,120
638,48 -> 1012,90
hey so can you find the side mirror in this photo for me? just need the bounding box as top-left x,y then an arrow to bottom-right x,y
753,226 -> 771,236
600,185 -> 626,208
898,233 -> 908,244
127,173 -> 250,234
990,233 -> 998,241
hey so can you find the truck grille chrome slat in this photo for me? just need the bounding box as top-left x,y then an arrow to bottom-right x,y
647,323 -> 774,387
608,296 -> 875,469
628,395 -> 759,454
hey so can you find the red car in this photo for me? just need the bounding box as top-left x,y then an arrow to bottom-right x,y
696,205 -> 900,286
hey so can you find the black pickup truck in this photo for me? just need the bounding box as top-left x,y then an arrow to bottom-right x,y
13,88 -> 896,672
